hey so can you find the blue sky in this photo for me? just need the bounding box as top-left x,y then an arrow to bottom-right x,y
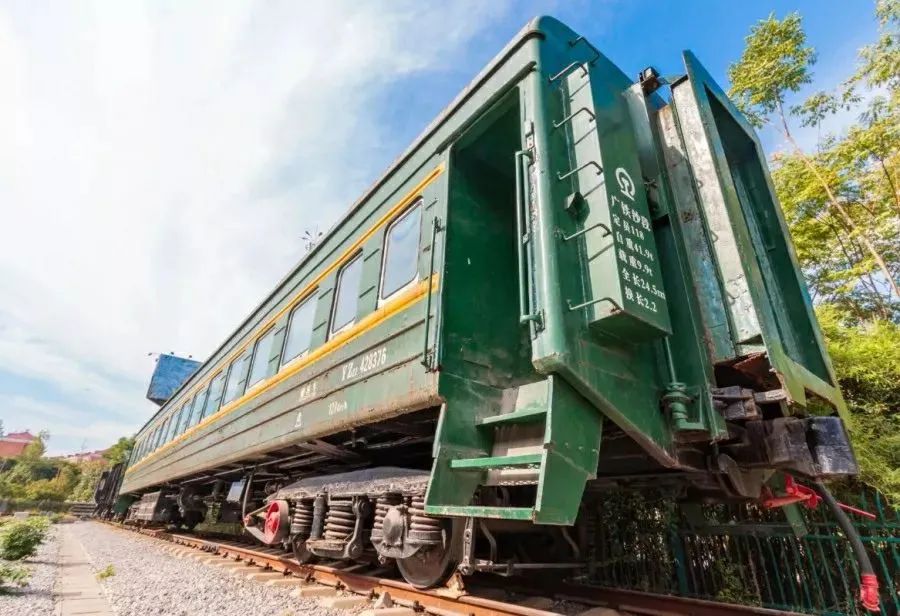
0,0 -> 879,456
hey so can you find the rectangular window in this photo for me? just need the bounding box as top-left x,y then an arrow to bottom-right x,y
189,388 -> 209,427
330,254 -> 363,336
161,417 -> 173,444
174,401 -> 190,436
223,353 -> 251,404
127,443 -> 139,467
247,329 -> 276,389
151,426 -> 162,451
202,371 -> 227,420
282,297 -> 317,366
380,203 -> 422,300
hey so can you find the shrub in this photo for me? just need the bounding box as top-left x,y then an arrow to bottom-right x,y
0,563 -> 30,590
0,517 -> 49,560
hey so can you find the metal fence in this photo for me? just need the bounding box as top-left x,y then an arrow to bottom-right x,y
591,486 -> 899,615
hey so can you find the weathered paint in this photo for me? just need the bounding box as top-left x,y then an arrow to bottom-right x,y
122,17 -> 851,532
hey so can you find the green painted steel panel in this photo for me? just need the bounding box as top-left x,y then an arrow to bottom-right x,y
122,17 -> 854,539
449,453 -> 543,470
524,19 -> 679,465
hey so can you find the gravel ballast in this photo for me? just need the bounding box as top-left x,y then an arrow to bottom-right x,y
0,525 -> 59,616
69,521 -> 346,616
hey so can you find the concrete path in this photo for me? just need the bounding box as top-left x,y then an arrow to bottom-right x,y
53,524 -> 114,616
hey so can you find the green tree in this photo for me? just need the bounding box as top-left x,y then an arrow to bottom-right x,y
817,306 -> 900,500
0,432 -> 85,502
729,10 -> 900,304
3,433 -> 56,489
68,459 -> 108,502
731,2 -> 900,498
102,437 -> 134,465
23,479 -> 67,502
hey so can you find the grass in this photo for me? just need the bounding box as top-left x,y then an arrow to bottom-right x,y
96,565 -> 115,580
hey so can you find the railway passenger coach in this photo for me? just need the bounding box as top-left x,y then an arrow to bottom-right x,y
119,17 -> 859,589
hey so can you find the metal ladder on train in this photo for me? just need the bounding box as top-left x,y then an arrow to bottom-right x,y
425,45 -> 607,526
424,375 -> 602,525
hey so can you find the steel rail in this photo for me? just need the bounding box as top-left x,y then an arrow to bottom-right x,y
108,523 -> 803,616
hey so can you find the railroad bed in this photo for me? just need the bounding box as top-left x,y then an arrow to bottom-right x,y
97,521 -> 804,616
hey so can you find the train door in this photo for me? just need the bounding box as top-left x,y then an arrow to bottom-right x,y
426,78 -> 605,526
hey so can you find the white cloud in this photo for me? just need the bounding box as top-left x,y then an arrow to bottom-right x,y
0,0 -> 513,455
0,394 -> 134,455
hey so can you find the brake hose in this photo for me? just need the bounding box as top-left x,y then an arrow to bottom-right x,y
241,469 -> 256,522
813,480 -> 880,612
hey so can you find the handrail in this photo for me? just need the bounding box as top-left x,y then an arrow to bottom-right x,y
548,61 -> 588,84
421,215 -> 442,369
560,222 -> 611,242
557,160 -> 603,182
553,106 -> 595,129
515,150 -> 541,328
568,35 -> 601,66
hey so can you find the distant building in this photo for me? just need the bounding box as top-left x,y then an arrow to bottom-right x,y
59,450 -> 107,463
0,431 -> 37,458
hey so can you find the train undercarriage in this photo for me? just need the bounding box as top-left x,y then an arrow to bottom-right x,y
124,395 -> 859,589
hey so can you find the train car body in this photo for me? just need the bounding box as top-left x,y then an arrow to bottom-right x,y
119,17 -> 856,587
93,462 -> 134,520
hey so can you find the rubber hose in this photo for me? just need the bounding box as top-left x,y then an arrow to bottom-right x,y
241,470 -> 255,521
813,480 -> 879,612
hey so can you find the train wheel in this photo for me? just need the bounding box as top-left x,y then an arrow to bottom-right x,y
396,520 -> 459,589
290,534 -> 316,564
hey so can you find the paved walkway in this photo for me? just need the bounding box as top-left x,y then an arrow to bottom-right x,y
53,524 -> 114,616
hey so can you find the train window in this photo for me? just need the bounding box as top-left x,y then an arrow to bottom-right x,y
223,353 -> 251,405
161,417 -> 173,444
202,371 -> 226,420
189,387 -> 209,427
127,443 -> 139,466
330,254 -> 363,336
380,203 -> 422,300
247,329 -> 276,389
174,400 -> 190,436
282,297 -> 316,366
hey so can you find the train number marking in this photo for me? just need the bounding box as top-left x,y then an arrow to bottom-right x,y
340,347 -> 387,382
298,380 -> 318,402
294,411 -> 303,429
328,400 -> 348,416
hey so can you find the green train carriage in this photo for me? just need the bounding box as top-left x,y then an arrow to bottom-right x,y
120,16 -> 859,590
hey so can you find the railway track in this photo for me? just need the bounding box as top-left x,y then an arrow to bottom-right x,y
102,521 -> 803,616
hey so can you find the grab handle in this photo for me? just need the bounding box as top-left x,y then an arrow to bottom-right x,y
421,215 -> 442,370
515,150 -> 541,328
